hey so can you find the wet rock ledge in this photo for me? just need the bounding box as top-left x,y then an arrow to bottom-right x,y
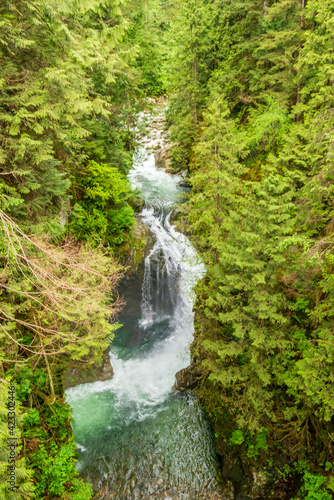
126,216 -> 156,277
64,350 -> 114,390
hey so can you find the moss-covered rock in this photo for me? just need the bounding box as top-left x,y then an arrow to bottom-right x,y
127,217 -> 156,276
128,195 -> 145,213
174,366 -> 197,391
211,417 -> 300,500
64,351 -> 114,389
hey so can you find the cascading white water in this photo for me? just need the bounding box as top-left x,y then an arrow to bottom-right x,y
66,103 -> 224,499
139,208 -> 202,328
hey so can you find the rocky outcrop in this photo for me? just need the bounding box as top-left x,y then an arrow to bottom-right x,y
154,143 -> 172,171
212,420 -> 301,500
64,351 -> 114,389
126,217 -> 156,277
174,366 -> 197,391
129,195 -> 145,213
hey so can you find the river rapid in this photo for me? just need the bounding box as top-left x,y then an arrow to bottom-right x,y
66,103 -> 224,499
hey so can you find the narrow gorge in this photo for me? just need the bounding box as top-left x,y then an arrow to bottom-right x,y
66,105 -> 224,499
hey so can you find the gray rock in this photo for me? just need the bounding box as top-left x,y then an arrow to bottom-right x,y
154,143 -> 171,170
126,218 -> 156,277
174,366 -> 197,391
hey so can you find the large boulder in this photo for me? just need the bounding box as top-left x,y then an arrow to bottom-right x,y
154,143 -> 172,171
174,366 -> 197,391
126,217 -> 156,277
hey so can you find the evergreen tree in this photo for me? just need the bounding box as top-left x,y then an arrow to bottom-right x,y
0,0 -> 137,240
0,0 -> 145,496
164,0 -> 218,170
166,0 -> 334,491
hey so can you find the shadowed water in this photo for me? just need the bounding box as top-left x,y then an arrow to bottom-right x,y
66,106 -> 224,499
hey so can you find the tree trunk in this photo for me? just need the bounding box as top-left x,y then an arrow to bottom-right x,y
37,332 -> 56,404
300,0 -> 305,28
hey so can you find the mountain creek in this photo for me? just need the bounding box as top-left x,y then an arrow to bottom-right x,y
66,104 -> 227,499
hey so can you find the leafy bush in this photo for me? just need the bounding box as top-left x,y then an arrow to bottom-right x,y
69,161 -> 134,245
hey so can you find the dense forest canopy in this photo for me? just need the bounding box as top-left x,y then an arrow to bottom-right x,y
164,0 -> 334,497
0,0 -> 159,497
1,0 -> 334,498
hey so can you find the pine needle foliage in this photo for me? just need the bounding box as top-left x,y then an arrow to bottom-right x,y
164,0 -> 334,491
0,0 -> 150,496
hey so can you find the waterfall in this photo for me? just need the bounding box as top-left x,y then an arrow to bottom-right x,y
140,209 -> 184,328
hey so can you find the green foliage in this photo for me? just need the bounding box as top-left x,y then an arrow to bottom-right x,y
327,476 -> 334,493
0,0 -> 152,496
69,161 -> 134,244
0,379 -> 35,499
164,0 -> 219,169
293,462 -> 332,500
0,212 -> 123,366
164,0 -> 334,490
5,0 -> 334,495
230,430 -> 244,446
33,443 -> 91,498
19,386 -> 93,499
300,472 -> 331,500
125,0 -> 168,96
0,211 -> 123,497
0,0 -> 138,239
246,428 -> 268,459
